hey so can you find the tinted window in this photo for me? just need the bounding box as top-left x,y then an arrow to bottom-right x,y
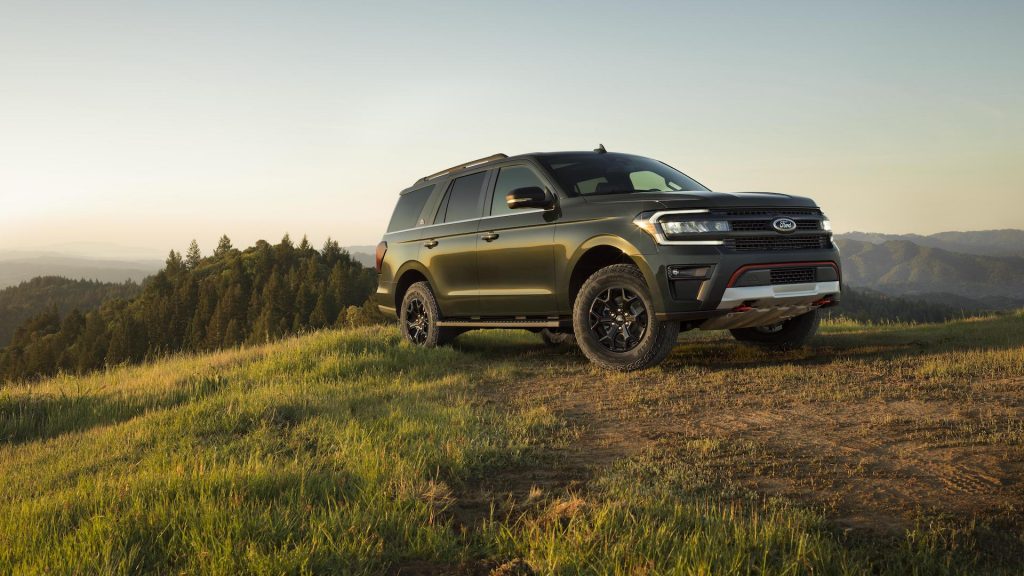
537,152 -> 709,196
387,185 -> 434,232
441,172 -> 487,223
491,166 -> 546,216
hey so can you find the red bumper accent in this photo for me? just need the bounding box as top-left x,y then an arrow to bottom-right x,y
726,261 -> 840,288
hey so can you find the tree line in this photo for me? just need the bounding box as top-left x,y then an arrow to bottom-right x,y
0,276 -> 142,347
821,286 -> 973,324
0,235 -> 379,383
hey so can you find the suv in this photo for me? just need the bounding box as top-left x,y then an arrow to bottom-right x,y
374,149 -> 840,371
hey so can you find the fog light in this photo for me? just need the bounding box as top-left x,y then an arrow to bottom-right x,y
668,265 -> 710,279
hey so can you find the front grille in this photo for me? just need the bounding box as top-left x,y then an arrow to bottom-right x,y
729,219 -> 821,232
770,267 -> 815,284
725,235 -> 831,251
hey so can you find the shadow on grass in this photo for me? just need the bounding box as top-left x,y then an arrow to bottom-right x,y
448,314 -> 1024,376
0,375 -> 228,445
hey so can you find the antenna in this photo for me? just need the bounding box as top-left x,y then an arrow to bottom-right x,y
594,143 -> 607,153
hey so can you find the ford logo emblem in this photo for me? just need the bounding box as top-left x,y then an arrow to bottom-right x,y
772,217 -> 797,233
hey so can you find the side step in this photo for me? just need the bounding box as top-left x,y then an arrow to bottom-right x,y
436,319 -> 561,328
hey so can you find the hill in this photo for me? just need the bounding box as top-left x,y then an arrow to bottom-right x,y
0,277 -> 141,347
838,229 -> 1024,258
2,318 -> 1022,573
823,286 -> 974,323
343,245 -> 376,268
0,235 -> 376,383
0,253 -> 161,289
836,238 -> 1024,304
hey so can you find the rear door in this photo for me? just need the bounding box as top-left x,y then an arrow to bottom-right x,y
419,171 -> 488,317
476,164 -> 558,316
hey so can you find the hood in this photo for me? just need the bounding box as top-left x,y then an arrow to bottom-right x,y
582,191 -> 818,211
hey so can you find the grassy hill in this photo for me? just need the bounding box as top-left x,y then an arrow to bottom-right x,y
2,318 -> 1023,574
837,238 -> 1024,303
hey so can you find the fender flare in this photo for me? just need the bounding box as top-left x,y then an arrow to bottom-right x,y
562,235 -> 659,309
391,260 -> 437,309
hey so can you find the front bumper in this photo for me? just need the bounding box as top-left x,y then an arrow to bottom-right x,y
640,244 -> 842,326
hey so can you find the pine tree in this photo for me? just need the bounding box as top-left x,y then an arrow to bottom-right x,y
214,235 -> 233,257
185,240 -> 202,270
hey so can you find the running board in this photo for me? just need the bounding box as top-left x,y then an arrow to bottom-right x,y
436,319 -> 561,328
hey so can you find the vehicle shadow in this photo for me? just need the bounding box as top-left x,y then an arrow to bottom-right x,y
451,313 -> 1024,374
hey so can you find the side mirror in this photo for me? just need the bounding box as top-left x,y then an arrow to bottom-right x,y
506,186 -> 552,209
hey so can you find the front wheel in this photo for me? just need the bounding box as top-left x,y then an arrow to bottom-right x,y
399,282 -> 459,347
730,309 -> 819,350
572,264 -> 679,371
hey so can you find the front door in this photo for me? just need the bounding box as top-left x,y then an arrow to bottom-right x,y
476,165 -> 558,317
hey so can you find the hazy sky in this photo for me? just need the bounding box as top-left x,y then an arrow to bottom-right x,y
1,1 -> 1021,257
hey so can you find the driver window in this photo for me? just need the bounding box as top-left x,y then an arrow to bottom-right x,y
491,166 -> 546,216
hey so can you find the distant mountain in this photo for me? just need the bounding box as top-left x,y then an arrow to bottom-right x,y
838,229 -> 1024,258
836,238 -> 1024,305
0,276 -> 141,346
344,246 -> 376,268
0,253 -> 162,289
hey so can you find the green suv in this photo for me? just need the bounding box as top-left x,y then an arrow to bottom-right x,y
374,149 -> 841,371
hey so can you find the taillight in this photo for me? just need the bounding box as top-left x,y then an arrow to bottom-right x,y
375,241 -> 387,273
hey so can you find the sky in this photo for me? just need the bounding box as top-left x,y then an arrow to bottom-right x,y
1,0 -> 1021,258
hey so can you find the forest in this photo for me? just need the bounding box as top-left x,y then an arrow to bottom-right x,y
0,235 -> 377,382
0,276 -> 141,347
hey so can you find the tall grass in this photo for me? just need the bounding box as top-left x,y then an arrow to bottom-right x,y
1,315 -> 1022,574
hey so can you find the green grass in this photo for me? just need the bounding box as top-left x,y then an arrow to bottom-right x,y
1,314 -> 1022,574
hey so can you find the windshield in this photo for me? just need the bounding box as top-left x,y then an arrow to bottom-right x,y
536,152 -> 710,196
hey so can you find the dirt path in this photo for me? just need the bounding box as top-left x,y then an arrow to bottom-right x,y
477,340 -> 1024,538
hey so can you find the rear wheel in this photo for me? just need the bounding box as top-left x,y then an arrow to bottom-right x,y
572,264 -> 678,371
399,282 -> 459,347
730,309 -> 819,350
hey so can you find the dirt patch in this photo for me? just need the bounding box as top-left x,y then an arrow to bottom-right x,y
473,337 -> 1024,538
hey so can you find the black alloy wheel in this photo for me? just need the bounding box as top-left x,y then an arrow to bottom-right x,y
404,296 -> 429,344
399,281 -> 460,347
588,287 -> 649,352
572,264 -> 679,371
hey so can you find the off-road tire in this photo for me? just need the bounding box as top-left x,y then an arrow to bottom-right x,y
539,328 -> 575,347
730,309 -> 820,350
572,264 -> 679,371
399,282 -> 459,347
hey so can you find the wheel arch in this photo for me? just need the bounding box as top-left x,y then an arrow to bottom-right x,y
392,262 -> 434,312
565,236 -> 654,309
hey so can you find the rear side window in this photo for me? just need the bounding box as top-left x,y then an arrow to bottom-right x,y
387,185 -> 434,232
491,166 -> 546,216
439,172 -> 487,223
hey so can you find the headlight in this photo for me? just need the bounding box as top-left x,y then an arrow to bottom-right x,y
634,210 -> 731,245
661,220 -> 731,234
821,219 -> 832,232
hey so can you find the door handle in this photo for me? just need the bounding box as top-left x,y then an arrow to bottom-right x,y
481,232 -> 499,242
424,239 -> 438,249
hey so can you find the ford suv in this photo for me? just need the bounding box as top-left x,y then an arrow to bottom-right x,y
374,148 -> 840,371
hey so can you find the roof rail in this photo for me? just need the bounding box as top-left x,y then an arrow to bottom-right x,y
419,153 -> 508,182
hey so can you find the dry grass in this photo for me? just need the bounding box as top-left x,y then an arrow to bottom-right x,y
1,313 -> 1022,574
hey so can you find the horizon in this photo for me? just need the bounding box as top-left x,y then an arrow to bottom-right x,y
2,1 -> 1022,251
3,226 -> 1023,263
